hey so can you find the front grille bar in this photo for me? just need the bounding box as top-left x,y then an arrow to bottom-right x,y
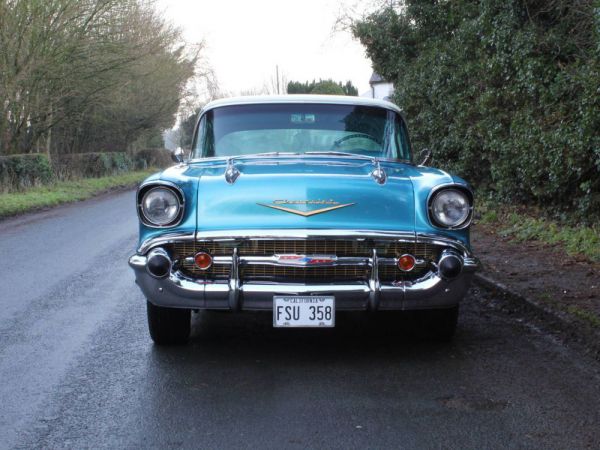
165,235 -> 463,286
184,255 -> 425,268
228,247 -> 240,310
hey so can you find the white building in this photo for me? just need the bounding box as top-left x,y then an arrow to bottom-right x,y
360,72 -> 394,101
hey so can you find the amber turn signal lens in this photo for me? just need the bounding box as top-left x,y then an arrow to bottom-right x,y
398,254 -> 416,272
194,252 -> 213,270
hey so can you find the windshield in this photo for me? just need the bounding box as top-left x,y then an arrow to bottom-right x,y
192,103 -> 412,160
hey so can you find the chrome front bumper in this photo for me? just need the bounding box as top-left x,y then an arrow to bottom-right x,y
128,231 -> 478,311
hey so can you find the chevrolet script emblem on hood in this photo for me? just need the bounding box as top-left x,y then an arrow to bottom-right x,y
257,199 -> 355,217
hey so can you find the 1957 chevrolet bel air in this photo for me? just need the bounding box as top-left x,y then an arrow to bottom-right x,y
129,95 -> 479,344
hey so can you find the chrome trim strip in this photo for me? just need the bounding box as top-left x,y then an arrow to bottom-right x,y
228,248 -> 240,310
188,255 -> 424,269
129,254 -> 146,269
187,154 -> 412,167
463,257 -> 479,271
194,229 -> 416,240
138,232 -> 195,255
138,229 -> 475,258
377,257 -> 427,268
368,248 -> 380,310
240,255 -> 369,267
415,233 -> 473,257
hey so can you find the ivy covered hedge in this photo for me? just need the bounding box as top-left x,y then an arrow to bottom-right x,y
53,152 -> 135,180
0,154 -> 54,193
0,149 -> 172,193
353,0 -> 599,223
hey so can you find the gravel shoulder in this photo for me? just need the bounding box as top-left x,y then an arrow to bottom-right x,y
471,224 -> 600,359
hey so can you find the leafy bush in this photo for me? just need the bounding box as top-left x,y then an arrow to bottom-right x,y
0,154 -> 54,193
352,0 -> 599,223
0,150 -> 170,194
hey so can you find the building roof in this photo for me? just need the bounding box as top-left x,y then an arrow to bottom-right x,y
369,72 -> 387,84
202,94 -> 402,114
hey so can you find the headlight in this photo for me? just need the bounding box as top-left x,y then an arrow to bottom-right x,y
140,187 -> 182,226
429,188 -> 472,228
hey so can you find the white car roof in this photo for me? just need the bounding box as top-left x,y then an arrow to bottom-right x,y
201,94 -> 403,115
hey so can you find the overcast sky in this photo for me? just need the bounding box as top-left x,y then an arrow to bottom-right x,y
157,0 -> 374,99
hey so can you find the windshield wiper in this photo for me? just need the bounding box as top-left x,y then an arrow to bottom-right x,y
304,151 -> 411,165
304,152 -> 390,185
304,151 -> 378,162
231,152 -> 302,159
222,151 -> 391,185
223,152 -> 301,184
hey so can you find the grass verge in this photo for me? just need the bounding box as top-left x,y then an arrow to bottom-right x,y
0,169 -> 156,219
478,202 -> 600,262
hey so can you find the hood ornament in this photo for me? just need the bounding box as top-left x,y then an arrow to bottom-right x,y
370,159 -> 387,185
258,200 -> 355,217
224,158 -> 240,184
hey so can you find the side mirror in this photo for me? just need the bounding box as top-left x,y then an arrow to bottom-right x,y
171,147 -> 185,164
418,148 -> 432,166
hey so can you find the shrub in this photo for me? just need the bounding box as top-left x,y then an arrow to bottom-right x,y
0,154 -> 54,193
352,0 -> 600,223
0,149 -> 171,194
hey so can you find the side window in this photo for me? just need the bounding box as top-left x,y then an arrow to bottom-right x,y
397,117 -> 411,161
194,113 -> 215,158
193,115 -> 206,157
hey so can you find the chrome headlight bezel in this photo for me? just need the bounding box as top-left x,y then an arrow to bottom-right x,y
427,185 -> 473,230
137,181 -> 185,228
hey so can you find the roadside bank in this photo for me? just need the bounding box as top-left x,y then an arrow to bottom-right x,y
0,169 -> 155,219
471,225 -> 600,360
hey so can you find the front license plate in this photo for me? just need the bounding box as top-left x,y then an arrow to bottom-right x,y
273,296 -> 335,328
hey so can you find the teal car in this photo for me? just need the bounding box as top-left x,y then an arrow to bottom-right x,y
129,95 -> 478,344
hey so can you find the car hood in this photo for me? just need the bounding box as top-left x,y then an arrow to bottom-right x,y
187,158 -> 417,233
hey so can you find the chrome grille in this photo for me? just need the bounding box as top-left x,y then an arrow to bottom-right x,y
239,240 -> 370,257
191,239 -> 442,258
242,265 -> 368,281
166,239 -> 443,281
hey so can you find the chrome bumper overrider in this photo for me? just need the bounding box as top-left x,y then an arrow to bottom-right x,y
129,230 -> 479,311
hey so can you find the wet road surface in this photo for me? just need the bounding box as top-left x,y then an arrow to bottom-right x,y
0,190 -> 599,449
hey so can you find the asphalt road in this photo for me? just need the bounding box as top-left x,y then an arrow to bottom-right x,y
1,190 -> 599,450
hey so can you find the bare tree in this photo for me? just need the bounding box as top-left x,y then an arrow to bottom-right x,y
0,0 -> 203,154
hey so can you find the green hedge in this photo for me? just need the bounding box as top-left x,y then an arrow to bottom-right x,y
53,152 -> 135,180
0,154 -> 54,193
0,149 -> 172,193
353,0 -> 600,223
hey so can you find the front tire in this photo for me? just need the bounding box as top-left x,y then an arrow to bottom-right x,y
146,301 -> 191,345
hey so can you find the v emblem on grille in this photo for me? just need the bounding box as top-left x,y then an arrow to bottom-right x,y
257,202 -> 355,217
